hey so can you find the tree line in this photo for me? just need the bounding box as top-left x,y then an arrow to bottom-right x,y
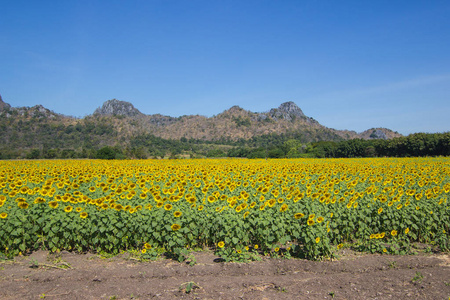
0,132 -> 448,160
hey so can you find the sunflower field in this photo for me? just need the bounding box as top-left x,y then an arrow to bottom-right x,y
0,158 -> 449,261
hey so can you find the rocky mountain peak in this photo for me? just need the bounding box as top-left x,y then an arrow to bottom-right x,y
359,128 -> 402,140
0,94 -> 11,111
228,105 -> 244,112
269,101 -> 305,121
93,99 -> 143,117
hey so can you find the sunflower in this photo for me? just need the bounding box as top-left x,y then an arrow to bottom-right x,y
254,244 -> 259,250
171,223 -> 181,231
294,213 -> 305,219
378,207 -> 383,214
173,211 -> 182,218
268,199 -> 276,207
404,228 -> 410,234
317,216 -> 324,223
217,241 -> 225,248
114,204 -> 123,211
76,207 -> 83,212
80,212 -> 88,219
243,211 -> 249,219
48,201 -> 58,209
64,206 -> 73,213
391,230 -> 397,236
307,219 -> 315,226
144,243 -> 152,249
198,205 -> 204,211
141,249 -> 147,254
279,204 -> 288,212
315,237 -> 320,243
164,203 -> 173,211
0,212 -> 7,219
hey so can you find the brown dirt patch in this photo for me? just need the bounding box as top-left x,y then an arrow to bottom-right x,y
0,250 -> 449,299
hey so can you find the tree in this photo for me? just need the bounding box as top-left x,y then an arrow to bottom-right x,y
96,146 -> 117,159
26,149 -> 41,159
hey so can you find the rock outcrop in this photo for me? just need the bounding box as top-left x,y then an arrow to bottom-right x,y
93,99 -> 143,117
269,101 -> 306,121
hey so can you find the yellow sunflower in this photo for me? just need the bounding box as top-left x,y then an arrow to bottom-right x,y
171,223 -> 181,231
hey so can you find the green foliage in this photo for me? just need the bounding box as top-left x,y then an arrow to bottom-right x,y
96,146 -> 123,160
0,158 -> 449,262
232,116 -> 251,127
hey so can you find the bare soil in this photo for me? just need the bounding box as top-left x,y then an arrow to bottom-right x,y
0,249 -> 449,300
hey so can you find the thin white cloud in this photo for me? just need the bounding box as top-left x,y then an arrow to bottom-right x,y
314,73 -> 450,101
346,74 -> 450,97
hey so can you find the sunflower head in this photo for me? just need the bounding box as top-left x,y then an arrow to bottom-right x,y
18,202 -> 29,209
171,223 -> 181,231
49,201 -> 58,209
294,213 -> 305,219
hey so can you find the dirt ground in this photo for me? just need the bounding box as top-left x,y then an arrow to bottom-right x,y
0,249 -> 449,300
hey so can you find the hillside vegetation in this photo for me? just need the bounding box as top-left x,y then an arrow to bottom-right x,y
1,96 -> 447,159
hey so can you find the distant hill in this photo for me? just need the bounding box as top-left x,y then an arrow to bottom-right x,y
89,99 -> 402,142
0,95 -> 403,158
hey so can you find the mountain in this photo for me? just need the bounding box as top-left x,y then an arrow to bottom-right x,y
359,128 -> 401,140
0,96 -> 403,158
93,99 -> 143,117
90,99 -> 401,142
0,95 -> 11,110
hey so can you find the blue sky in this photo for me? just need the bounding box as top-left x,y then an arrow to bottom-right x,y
1,0 -> 449,135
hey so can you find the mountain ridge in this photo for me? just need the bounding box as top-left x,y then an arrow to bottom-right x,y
0,96 -> 402,144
